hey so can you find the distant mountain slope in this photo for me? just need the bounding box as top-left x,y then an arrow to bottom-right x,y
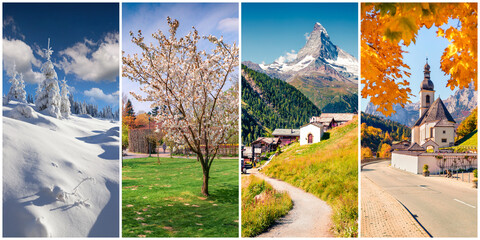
242,22 -> 358,113
241,65 -> 321,145
289,73 -> 357,113
361,112 -> 411,138
365,83 -> 477,126
361,112 -> 411,152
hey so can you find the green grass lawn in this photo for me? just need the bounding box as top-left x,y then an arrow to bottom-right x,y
122,157 -> 239,237
263,120 -> 358,237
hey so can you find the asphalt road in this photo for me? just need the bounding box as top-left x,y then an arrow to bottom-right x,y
363,161 -> 477,237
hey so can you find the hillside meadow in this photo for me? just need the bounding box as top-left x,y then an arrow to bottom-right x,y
263,119 -> 358,237
241,175 -> 292,237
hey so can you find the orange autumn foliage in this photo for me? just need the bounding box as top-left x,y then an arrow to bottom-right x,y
361,3 -> 477,116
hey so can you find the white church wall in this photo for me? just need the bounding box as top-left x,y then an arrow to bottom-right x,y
391,152 -> 420,173
419,122 -> 436,145
392,153 -> 454,174
411,126 -> 419,145
434,127 -> 455,147
417,155 -> 439,174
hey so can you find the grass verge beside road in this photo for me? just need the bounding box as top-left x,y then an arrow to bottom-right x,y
241,175 -> 293,237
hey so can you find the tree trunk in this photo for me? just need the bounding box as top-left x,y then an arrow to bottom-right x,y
201,170 -> 209,196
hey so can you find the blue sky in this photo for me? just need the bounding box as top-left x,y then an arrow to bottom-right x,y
242,3 -> 358,64
360,20 -> 461,111
122,3 -> 239,113
3,3 -> 119,110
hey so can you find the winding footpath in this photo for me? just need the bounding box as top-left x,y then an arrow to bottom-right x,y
247,165 -> 333,237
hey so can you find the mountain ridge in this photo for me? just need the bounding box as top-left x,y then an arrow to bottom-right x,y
364,83 -> 477,127
242,22 -> 358,114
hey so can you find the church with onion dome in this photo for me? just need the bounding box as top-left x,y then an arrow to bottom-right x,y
410,59 -> 456,149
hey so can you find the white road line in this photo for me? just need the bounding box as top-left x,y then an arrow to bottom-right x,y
454,199 -> 476,208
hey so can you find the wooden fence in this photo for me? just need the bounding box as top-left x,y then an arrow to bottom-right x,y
128,129 -> 156,153
173,144 -> 238,157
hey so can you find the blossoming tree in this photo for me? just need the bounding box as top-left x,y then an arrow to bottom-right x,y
123,17 -> 239,196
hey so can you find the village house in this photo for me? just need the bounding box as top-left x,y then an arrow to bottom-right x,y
390,140 -> 411,151
310,117 -> 337,131
242,146 -> 262,161
251,137 -> 281,153
300,123 -> 324,145
311,113 -> 356,126
272,128 -> 300,146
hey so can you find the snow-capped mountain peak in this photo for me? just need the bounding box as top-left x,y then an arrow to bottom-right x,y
250,22 -> 358,83
314,22 -> 329,38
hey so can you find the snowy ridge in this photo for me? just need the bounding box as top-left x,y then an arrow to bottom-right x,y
3,101 -> 119,237
259,55 -> 315,73
325,48 -> 359,80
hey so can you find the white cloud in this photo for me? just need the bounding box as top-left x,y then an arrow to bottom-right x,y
275,50 -> 297,64
304,32 -> 310,41
217,17 -> 238,32
84,88 -> 118,104
58,32 -> 119,82
3,16 -> 25,40
67,86 -> 76,94
3,38 -> 43,83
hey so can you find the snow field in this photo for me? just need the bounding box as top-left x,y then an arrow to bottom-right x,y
3,101 -> 119,237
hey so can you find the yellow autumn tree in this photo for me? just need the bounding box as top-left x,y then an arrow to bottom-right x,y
361,147 -> 373,160
361,3 -> 477,116
378,143 -> 392,158
135,113 -> 150,128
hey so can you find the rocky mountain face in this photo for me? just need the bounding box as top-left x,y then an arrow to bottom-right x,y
242,22 -> 358,113
365,84 -> 477,126
444,82 -> 478,121
364,102 -> 419,127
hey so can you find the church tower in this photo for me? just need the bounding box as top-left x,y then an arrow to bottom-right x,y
419,58 -> 435,117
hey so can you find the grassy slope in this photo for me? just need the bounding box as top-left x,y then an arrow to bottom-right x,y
289,73 -> 357,113
122,157 -> 238,237
457,129 -> 478,146
263,119 -> 358,237
241,175 -> 293,237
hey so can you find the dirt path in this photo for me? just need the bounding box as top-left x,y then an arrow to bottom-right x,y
248,167 -> 333,237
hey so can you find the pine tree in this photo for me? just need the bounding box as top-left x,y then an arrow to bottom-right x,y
125,99 -> 135,116
35,38 -> 61,118
60,77 -> 71,118
151,106 -> 159,116
6,63 -> 27,103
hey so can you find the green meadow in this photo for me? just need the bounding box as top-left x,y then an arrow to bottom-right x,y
122,157 -> 239,237
263,119 -> 358,237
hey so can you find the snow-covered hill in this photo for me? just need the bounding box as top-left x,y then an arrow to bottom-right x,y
3,101 -> 119,237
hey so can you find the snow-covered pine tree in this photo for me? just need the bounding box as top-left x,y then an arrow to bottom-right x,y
6,63 -> 27,103
17,73 -> 27,103
60,77 -> 71,118
35,38 -> 61,118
